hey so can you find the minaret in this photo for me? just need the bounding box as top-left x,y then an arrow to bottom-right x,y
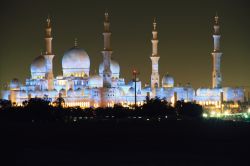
43,15 -> 55,90
150,18 -> 160,92
211,14 -> 222,88
101,12 -> 112,88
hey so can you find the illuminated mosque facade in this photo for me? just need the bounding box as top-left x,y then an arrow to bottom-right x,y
1,13 -> 244,108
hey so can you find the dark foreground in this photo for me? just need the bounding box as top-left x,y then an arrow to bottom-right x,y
1,119 -> 250,166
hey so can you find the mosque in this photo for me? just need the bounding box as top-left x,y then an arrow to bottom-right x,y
1,13 -> 244,108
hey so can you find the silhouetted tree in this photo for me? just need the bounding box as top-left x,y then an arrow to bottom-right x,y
54,94 -> 65,108
0,99 -> 12,110
24,98 -> 53,122
175,100 -> 203,119
142,97 -> 176,118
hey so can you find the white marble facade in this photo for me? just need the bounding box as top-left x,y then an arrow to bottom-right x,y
1,14 -> 244,108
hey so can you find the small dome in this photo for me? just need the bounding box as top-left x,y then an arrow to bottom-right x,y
60,88 -> 66,93
62,47 -> 90,77
74,89 -> 82,96
117,87 -> 125,96
30,56 -> 46,78
67,88 -> 74,97
128,87 -> 135,95
89,75 -> 103,88
59,88 -> 66,97
19,90 -> 27,97
10,78 -> 20,89
99,59 -> 120,78
34,89 -> 43,97
142,86 -> 151,92
162,74 -> 174,88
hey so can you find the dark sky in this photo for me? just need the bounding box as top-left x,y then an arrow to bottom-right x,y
0,0 -> 249,90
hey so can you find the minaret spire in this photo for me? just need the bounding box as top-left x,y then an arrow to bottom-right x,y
151,17 -> 158,56
211,14 -> 222,88
46,14 -> 51,28
74,38 -> 78,47
45,15 -> 52,54
101,11 -> 113,87
103,11 -> 111,50
153,17 -> 157,31
43,15 -> 55,90
150,17 -> 160,95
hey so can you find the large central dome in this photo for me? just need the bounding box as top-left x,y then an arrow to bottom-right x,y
62,47 -> 90,77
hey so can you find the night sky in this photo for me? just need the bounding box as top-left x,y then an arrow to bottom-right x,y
0,0 -> 249,91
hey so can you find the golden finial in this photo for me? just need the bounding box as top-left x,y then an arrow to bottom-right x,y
153,17 -> 157,31
46,14 -> 51,27
105,11 -> 109,22
215,13 -> 219,24
74,38 -> 78,47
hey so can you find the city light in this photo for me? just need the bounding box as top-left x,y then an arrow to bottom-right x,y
224,110 -> 230,116
216,113 -> 221,118
211,111 -> 216,117
202,113 -> 208,118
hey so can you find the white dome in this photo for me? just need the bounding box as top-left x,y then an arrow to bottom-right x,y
99,59 -> 120,78
128,87 -> 135,95
19,90 -> 27,97
117,87 -> 125,96
89,75 -> 103,88
142,86 -> 151,93
162,74 -> 174,88
30,55 -> 46,78
59,88 -> 66,97
67,89 -> 74,97
62,47 -> 90,77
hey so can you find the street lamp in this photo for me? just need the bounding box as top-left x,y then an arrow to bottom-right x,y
132,69 -> 139,109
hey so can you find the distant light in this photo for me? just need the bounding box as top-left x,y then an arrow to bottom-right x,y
216,113 -> 221,118
248,108 -> 250,113
211,111 -> 216,117
146,118 -> 150,121
165,116 -> 168,119
244,113 -> 248,119
202,113 -> 208,118
224,110 -> 229,116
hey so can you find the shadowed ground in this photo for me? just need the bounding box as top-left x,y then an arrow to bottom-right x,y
1,119 -> 250,166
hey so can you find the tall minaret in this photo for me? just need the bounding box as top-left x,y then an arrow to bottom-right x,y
150,18 -> 160,91
101,12 -> 112,88
43,16 -> 55,90
211,14 -> 222,88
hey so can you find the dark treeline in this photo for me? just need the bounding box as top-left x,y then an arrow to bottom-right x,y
0,97 -> 203,122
